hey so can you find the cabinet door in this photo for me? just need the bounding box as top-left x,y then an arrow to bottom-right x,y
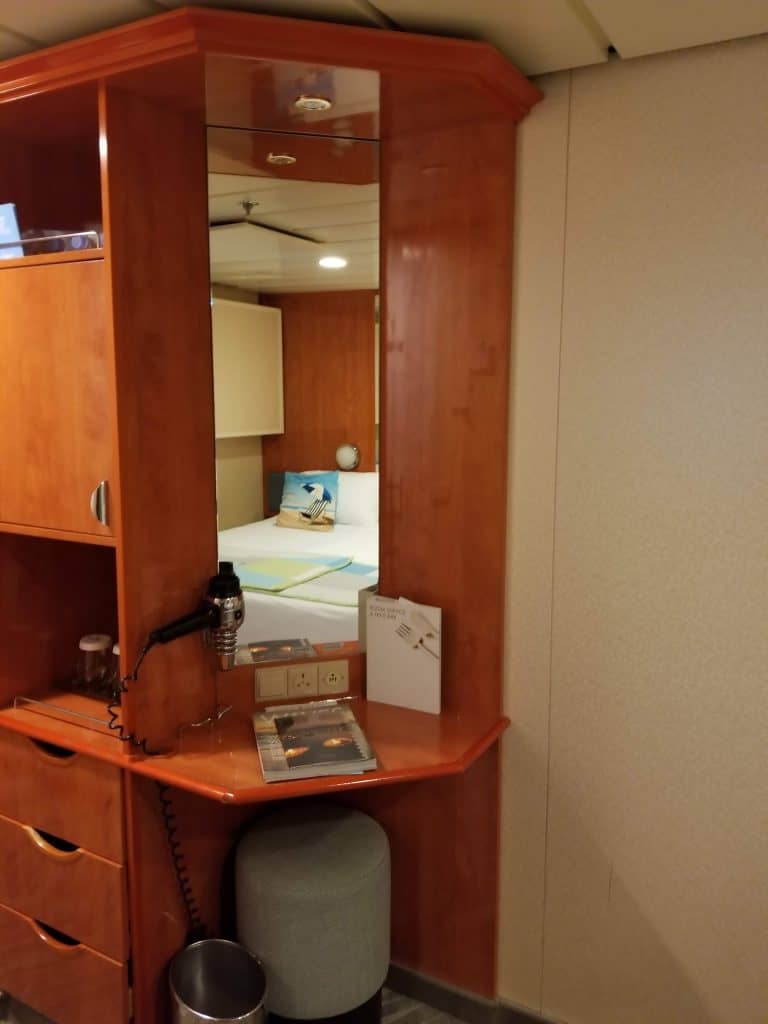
0,260 -> 113,537
212,299 -> 284,437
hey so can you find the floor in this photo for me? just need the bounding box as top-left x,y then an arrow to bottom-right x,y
1,989 -> 459,1024
383,989 -> 464,1024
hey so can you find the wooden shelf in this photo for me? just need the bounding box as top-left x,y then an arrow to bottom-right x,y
0,698 -> 508,804
122,702 -> 508,804
0,248 -> 104,271
0,521 -> 115,547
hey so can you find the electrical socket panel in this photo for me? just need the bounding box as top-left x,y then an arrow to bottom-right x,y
255,666 -> 288,700
318,659 -> 349,695
287,663 -> 319,697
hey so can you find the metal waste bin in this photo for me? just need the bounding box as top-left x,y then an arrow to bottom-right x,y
170,939 -> 266,1024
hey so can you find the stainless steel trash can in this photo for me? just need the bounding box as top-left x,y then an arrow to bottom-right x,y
170,939 -> 266,1024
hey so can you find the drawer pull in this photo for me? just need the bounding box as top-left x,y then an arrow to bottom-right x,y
28,738 -> 77,762
89,480 -> 109,527
30,918 -> 83,952
23,825 -> 83,860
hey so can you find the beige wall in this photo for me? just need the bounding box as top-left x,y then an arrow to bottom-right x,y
500,34 -> 768,1024
212,284 -> 266,530
215,436 -> 264,530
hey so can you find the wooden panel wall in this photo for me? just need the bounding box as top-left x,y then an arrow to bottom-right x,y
100,61 -> 218,751
365,72 -> 518,996
261,290 -> 377,513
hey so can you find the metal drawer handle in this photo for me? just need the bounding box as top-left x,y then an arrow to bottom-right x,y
23,825 -> 83,861
89,480 -> 109,526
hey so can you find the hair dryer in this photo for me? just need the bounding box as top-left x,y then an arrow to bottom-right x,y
148,562 -> 245,670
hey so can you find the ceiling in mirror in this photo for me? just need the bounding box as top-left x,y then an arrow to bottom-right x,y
208,128 -> 379,292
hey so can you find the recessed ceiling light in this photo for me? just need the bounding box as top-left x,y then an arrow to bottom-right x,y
294,94 -> 332,112
267,152 -> 297,166
318,256 -> 347,269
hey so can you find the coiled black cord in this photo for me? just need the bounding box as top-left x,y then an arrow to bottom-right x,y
156,782 -> 207,944
107,639 -> 207,943
105,640 -> 159,756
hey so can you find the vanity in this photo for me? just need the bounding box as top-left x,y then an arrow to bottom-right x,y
0,8 -> 540,1022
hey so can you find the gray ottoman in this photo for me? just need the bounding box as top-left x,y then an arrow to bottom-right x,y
236,801 -> 390,1022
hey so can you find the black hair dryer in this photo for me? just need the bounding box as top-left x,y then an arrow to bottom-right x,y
148,562 -> 245,671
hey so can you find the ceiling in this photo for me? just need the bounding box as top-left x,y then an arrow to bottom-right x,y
0,0 -> 766,74
1,0 -> 764,292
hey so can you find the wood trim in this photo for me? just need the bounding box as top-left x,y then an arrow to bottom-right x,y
0,8 -> 541,123
0,521 -> 116,547
0,248 -> 104,271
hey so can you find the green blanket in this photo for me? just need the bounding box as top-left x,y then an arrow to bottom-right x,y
236,554 -> 351,593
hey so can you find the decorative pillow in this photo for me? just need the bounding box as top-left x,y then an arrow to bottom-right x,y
336,472 -> 379,526
277,471 -> 339,532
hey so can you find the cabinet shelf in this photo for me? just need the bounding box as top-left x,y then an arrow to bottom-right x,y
0,699 -> 509,805
0,248 -> 104,271
0,521 -> 115,547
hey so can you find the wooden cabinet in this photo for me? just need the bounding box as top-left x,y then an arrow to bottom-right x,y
212,298 -> 284,438
0,732 -> 128,1024
0,8 -> 541,1022
0,258 -> 113,539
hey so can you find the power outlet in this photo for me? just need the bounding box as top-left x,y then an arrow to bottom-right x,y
287,663 -> 318,698
318,659 -> 349,695
255,666 -> 287,700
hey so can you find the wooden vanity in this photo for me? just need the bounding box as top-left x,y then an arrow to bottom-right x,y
0,8 -> 540,1022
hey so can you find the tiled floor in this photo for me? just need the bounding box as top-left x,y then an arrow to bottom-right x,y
1,987 -> 455,1024
383,988 -> 464,1024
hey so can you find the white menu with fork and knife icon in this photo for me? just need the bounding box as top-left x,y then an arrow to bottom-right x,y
365,595 -> 442,714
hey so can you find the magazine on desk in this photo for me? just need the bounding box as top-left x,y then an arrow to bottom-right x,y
253,699 -> 377,782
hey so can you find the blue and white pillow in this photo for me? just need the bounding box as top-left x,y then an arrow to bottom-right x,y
277,471 -> 339,532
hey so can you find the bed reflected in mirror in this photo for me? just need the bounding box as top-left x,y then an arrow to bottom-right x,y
207,126 -> 379,653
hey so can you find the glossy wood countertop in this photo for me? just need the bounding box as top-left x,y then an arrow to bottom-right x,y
0,697 -> 508,805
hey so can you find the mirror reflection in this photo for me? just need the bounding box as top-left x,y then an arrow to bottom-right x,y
208,127 -> 379,653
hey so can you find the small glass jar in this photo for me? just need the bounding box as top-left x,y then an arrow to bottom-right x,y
74,634 -> 112,695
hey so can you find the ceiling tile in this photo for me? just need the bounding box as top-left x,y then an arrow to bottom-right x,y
0,0 -> 159,46
369,0 -> 608,74
155,0 -> 387,28
0,27 -> 42,58
583,0 -> 768,58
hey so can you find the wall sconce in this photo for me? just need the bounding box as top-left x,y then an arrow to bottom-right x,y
335,443 -> 360,470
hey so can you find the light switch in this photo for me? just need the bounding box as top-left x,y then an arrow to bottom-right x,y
255,666 -> 288,700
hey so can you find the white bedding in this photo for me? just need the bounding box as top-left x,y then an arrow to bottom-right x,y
219,516 -> 378,645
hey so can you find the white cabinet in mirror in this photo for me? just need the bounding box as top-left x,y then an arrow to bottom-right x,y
208,124 -> 379,652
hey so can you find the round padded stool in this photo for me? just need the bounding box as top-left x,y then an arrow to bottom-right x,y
236,801 -> 390,1022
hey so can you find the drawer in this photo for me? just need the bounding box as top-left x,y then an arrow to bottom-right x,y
0,901 -> 128,1024
0,729 -> 123,861
0,813 -> 128,961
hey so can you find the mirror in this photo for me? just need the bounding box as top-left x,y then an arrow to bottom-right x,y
207,120 -> 379,655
